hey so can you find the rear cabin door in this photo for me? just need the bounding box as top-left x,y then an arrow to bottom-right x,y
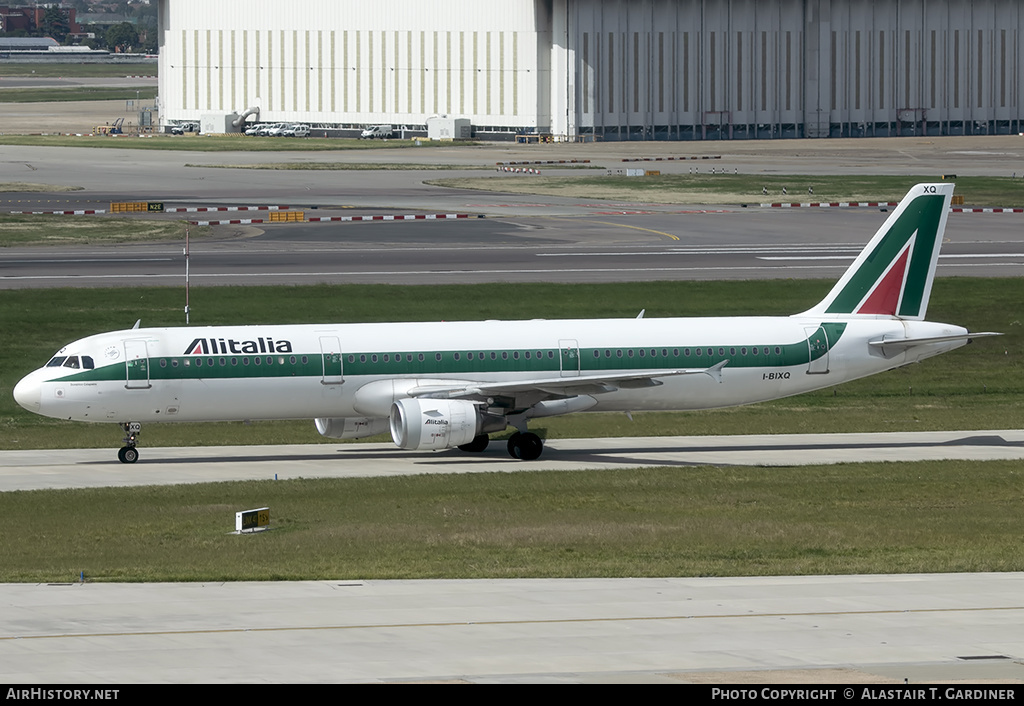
805,326 -> 830,375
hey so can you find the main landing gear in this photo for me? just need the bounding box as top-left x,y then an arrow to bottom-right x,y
456,431 -> 545,460
118,422 -> 141,464
506,431 -> 543,461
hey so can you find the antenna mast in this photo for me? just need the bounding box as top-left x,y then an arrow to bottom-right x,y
184,225 -> 191,324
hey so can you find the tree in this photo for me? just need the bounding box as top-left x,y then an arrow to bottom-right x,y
105,22 -> 139,53
40,7 -> 70,43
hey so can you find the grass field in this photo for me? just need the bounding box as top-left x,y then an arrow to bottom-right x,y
428,174 -> 1024,207
1,459 -> 1021,582
1,279 -> 1021,584
0,214 -> 202,246
0,86 -> 158,103
185,161 -> 499,171
2,278 -> 1020,451
0,64 -> 155,78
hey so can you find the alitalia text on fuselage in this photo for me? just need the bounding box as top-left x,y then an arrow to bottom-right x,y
184,337 -> 293,356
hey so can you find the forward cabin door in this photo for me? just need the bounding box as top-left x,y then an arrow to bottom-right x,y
559,339 -> 581,377
319,335 -> 344,384
124,339 -> 152,389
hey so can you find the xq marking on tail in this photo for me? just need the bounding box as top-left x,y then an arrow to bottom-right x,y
14,183 -> 997,464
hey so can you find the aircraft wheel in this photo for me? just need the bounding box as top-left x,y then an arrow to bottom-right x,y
508,432 -> 543,461
458,434 -> 489,453
118,446 -> 139,464
506,432 -> 522,458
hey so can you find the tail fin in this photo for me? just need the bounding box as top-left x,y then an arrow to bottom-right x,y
800,183 -> 953,321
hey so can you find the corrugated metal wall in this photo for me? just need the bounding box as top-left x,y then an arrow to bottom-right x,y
159,0 -> 1024,139
570,0 -> 1024,140
157,0 -> 545,129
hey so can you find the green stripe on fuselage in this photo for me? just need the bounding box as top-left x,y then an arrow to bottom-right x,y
54,326 -> 846,384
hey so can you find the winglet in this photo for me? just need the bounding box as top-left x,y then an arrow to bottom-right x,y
800,183 -> 953,321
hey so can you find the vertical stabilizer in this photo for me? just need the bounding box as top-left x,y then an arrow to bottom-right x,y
800,183 -> 953,320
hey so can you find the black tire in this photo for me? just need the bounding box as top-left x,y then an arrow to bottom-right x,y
506,432 -> 522,458
119,446 -> 138,464
507,431 -> 543,460
518,432 -> 544,461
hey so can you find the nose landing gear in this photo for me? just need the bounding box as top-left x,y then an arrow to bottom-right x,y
118,422 -> 141,464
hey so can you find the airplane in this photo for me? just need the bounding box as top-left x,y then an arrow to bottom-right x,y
13,183 -> 998,464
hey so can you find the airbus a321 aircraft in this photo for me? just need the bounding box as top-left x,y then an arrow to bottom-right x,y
14,183 -> 996,464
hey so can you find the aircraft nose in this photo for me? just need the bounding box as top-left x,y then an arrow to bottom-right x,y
13,373 -> 41,413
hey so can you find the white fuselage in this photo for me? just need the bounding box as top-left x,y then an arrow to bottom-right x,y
14,314 -> 968,426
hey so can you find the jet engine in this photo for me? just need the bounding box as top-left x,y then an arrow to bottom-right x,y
390,398 -> 501,450
315,417 -> 390,439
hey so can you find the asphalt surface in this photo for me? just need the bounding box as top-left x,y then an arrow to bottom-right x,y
2,212 -> 1023,287
3,573 -> 1024,684
4,430 -> 1024,491
3,135 -> 1024,288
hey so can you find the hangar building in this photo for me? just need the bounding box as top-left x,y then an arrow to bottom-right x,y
157,0 -> 1024,140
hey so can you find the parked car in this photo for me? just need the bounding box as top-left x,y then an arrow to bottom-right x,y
170,122 -> 198,135
256,122 -> 286,136
359,124 -> 393,139
281,124 -> 310,137
243,124 -> 262,136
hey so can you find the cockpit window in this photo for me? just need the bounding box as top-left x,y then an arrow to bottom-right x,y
45,355 -> 93,370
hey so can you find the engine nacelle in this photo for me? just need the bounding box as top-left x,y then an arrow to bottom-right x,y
389,398 -> 480,450
315,417 -> 390,440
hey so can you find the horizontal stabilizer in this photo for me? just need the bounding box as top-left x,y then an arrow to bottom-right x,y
868,331 -> 1001,351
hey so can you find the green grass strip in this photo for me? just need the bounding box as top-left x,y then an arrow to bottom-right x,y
0,64 -> 155,79
1,460 -> 1022,582
0,86 -> 158,103
427,174 -> 1024,207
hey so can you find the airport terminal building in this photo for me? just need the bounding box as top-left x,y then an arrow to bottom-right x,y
157,0 -> 1024,140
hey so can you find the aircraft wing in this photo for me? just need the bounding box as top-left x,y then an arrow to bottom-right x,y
407,361 -> 728,401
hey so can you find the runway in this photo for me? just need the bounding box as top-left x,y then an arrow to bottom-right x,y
2,431 -> 1024,684
3,138 -> 1024,288
1,210 -> 1023,288
3,573 -> 1024,684
3,430 -> 1024,491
